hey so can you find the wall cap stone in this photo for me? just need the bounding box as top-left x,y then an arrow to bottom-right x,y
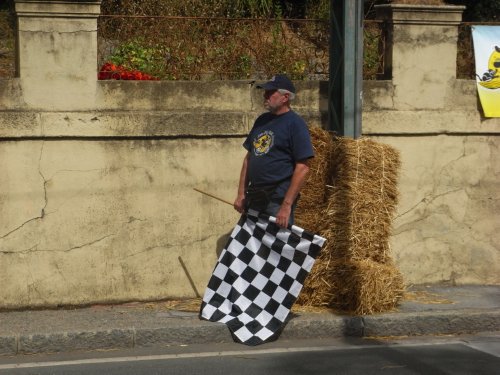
0,110 -> 250,138
15,0 -> 101,18
375,4 -> 465,25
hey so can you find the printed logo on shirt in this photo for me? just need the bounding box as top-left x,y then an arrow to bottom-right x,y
253,130 -> 274,156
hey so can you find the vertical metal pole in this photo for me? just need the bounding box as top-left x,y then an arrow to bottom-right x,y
329,0 -> 363,138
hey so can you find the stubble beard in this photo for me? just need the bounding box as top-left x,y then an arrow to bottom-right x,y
264,101 -> 281,114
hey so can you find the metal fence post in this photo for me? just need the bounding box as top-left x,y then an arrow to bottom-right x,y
329,0 -> 363,138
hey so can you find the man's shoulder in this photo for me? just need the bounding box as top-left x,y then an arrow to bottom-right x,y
254,112 -> 274,125
287,110 -> 307,123
253,110 -> 306,128
281,111 -> 308,132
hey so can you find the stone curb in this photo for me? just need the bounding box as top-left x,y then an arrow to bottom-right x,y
363,310 -> 500,337
1,310 -> 498,356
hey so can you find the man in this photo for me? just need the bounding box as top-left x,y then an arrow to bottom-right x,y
201,76 -> 323,345
233,74 -> 314,228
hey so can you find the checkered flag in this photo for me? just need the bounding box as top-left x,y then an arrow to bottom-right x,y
199,209 -> 326,346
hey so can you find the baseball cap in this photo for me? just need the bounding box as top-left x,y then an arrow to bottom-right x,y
256,74 -> 296,94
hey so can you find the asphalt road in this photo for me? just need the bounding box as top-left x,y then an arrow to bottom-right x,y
1,334 -> 499,375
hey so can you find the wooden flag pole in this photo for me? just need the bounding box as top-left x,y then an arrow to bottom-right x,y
193,187 -> 233,206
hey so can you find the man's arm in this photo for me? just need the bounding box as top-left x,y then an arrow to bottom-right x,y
234,152 -> 250,213
275,159 -> 310,228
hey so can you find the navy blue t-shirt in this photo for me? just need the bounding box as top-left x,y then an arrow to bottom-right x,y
243,110 -> 314,200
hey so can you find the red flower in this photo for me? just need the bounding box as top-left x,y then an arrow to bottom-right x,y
98,62 -> 158,81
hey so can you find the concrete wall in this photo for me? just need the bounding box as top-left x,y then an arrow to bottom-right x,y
0,136 -> 244,307
367,5 -> 499,285
0,2 -> 498,309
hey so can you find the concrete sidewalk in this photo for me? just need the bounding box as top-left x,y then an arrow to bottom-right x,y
1,285 -> 499,356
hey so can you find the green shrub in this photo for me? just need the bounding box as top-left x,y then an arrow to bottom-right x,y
106,39 -> 167,77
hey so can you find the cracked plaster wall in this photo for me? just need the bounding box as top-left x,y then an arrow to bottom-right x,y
374,135 -> 500,285
0,79 -> 499,308
1,114 -> 498,309
0,138 -> 243,308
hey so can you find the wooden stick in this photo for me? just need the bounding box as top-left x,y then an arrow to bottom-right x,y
178,256 -> 201,298
193,187 -> 233,206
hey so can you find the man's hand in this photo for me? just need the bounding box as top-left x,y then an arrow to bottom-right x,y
234,195 -> 246,213
274,159 -> 310,228
275,203 -> 292,228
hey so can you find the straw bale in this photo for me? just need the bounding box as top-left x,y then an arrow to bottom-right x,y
295,126 -> 335,233
295,127 -> 404,313
327,136 -> 401,263
297,131 -> 401,263
297,258 -> 405,315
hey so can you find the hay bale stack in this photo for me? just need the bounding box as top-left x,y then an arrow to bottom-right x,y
301,258 -> 405,314
326,136 -> 401,263
296,127 -> 405,315
295,126 -> 335,233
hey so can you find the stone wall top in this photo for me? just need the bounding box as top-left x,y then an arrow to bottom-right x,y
15,0 -> 101,18
1,78 -> 499,138
376,4 -> 466,25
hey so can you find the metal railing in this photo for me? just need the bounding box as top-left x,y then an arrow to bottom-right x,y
97,16 -> 387,80
97,15 -> 332,80
1,11 -> 494,81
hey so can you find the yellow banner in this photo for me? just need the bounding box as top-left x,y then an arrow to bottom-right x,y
472,26 -> 500,118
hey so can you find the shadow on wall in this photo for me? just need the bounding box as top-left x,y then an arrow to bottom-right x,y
216,231 -> 232,259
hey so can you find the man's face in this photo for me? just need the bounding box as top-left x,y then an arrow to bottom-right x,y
263,89 -> 288,113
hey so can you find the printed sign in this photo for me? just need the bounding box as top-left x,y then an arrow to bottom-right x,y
472,26 -> 500,117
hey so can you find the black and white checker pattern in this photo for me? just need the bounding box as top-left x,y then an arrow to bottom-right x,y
199,209 -> 326,346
